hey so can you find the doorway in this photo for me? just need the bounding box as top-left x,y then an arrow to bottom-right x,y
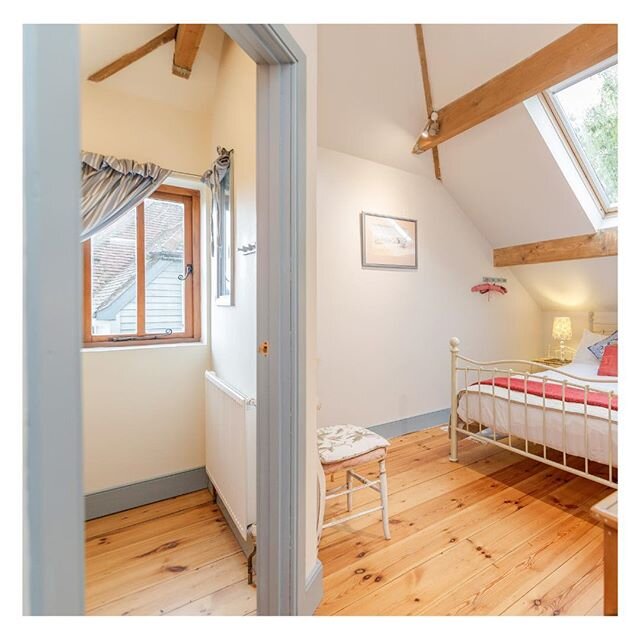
23,23 -> 310,616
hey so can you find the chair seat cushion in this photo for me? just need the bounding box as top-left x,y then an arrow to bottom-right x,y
317,424 -> 390,465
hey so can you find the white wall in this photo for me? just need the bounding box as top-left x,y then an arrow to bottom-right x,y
317,147 -> 543,428
81,82 -> 211,493
83,345 -> 209,492
82,83 -> 212,174
317,24 -> 616,323
208,37 -> 257,398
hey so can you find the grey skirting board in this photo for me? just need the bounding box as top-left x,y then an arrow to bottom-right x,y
368,408 -> 450,439
85,409 -> 450,520
85,466 -> 209,520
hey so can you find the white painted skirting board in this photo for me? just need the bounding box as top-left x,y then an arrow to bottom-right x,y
85,467 -> 208,520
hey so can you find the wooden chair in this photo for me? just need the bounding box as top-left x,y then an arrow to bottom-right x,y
317,424 -> 391,541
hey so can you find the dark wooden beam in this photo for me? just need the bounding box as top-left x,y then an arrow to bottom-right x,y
414,24 -> 442,180
88,25 -> 178,82
493,228 -> 618,267
414,24 -> 617,154
172,25 -> 206,79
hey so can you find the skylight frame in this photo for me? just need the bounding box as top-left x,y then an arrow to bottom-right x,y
542,55 -> 618,217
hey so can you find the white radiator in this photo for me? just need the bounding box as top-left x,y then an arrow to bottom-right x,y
204,371 -> 256,541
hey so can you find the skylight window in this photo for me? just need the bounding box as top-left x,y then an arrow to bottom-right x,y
544,58 -> 618,215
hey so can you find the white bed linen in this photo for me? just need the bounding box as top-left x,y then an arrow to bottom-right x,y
456,363 -> 617,467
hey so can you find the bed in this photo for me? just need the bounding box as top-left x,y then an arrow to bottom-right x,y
449,314 -> 618,488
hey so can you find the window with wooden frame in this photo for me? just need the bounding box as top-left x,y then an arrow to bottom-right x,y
83,184 -> 201,347
542,57 -> 618,216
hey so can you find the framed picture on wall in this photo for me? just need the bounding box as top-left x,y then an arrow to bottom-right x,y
360,212 -> 418,269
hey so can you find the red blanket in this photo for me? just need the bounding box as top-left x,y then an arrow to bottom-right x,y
476,377 -> 618,412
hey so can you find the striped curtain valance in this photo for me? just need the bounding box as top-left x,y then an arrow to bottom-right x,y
81,151 -> 171,241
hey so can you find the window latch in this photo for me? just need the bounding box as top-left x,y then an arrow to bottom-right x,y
178,264 -> 193,281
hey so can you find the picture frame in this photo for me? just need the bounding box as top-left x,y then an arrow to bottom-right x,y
360,211 -> 418,269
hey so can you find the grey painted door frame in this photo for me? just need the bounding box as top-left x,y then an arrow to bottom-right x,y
221,24 -> 309,616
23,25 -> 85,615
23,24 -> 310,616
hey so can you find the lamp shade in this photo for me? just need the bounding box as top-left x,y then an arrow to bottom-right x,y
552,316 -> 572,341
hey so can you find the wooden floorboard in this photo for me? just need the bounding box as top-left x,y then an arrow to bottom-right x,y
86,427 -> 611,616
85,490 -> 255,615
318,427 -> 612,616
164,580 -> 256,616
85,489 -> 213,539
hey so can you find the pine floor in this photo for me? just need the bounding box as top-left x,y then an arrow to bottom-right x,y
85,426 -> 612,616
317,427 -> 611,616
85,489 -> 256,615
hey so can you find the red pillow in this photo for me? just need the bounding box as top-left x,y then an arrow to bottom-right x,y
598,344 -> 618,377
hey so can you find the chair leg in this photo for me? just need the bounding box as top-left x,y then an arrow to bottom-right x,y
379,458 -> 391,540
346,470 -> 353,511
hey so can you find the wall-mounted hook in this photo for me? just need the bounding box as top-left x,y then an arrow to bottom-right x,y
482,276 -> 507,284
237,242 -> 257,255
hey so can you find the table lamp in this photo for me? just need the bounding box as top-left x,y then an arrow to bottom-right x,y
552,316 -> 572,361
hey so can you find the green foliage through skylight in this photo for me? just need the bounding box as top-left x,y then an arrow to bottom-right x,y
551,62 -> 618,210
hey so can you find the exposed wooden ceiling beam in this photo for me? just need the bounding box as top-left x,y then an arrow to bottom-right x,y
414,24 -> 617,154
414,24 -> 442,181
493,228 -> 617,267
88,25 -> 178,82
173,24 -> 206,79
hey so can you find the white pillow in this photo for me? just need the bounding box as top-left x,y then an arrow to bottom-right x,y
573,329 -> 606,365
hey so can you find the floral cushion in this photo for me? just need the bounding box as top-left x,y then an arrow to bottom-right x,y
317,424 -> 390,465
588,330 -> 618,361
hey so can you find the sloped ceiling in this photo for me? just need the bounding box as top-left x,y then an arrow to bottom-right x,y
317,23 -> 617,312
509,257 -> 617,311
318,24 -> 432,178
437,104 -> 595,247
422,24 -> 595,247
80,24 -> 226,115
422,24 -> 576,106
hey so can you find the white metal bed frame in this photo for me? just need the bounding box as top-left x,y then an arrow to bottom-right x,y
449,332 -> 618,489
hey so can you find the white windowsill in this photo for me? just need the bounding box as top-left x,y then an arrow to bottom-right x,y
82,341 -> 207,354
